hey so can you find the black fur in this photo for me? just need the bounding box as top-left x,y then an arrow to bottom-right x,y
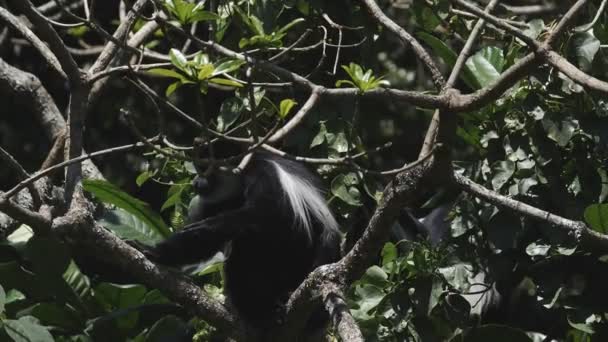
145,153 -> 341,326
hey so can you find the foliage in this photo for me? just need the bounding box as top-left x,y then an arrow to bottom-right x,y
1,0 -> 608,341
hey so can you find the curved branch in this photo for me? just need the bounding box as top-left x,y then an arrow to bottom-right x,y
358,0 -> 445,89
454,173 -> 608,253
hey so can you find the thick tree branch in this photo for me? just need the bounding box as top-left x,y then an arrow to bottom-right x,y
88,0 -> 151,74
322,284 -> 364,342
268,87 -> 322,143
420,0 -> 499,157
0,6 -> 66,79
51,204 -> 244,338
9,0 -> 82,84
454,174 -> 608,253
0,58 -> 102,180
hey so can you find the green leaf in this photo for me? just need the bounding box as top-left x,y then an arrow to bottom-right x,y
381,242 -> 397,267
331,173 -> 362,206
466,47 -> 504,87
136,170 -> 154,187
364,266 -> 388,286
166,81 -> 182,97
160,185 -> 186,212
542,118 -> 578,147
4,316 -> 54,342
217,97 -> 244,132
99,207 -> 166,244
0,284 -> 5,314
212,59 -> 246,76
249,15 -> 265,35
491,160 -> 515,190
417,31 -> 479,89
351,284 -> 385,320
94,283 -> 147,331
568,317 -> 595,334
277,17 -> 305,35
335,79 -> 357,88
83,179 -> 171,238
208,77 -> 243,87
278,99 -> 297,119
147,68 -> 187,81
584,204 -> 608,234
188,10 -> 220,24
573,31 -> 600,71
310,122 -> 327,148
63,261 -> 92,300
169,48 -> 188,72
23,302 -> 83,331
197,64 -> 215,80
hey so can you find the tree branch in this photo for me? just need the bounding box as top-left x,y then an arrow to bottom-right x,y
454,173 -> 608,253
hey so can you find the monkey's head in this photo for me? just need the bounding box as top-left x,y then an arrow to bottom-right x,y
187,169 -> 244,223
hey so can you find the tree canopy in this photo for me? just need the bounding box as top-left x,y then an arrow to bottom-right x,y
1,0 -> 608,341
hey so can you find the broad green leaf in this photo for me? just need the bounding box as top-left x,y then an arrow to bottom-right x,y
584,204 -> 608,234
217,97 -> 244,132
94,283 -> 147,330
542,118 -> 578,147
524,19 -> 545,40
278,99 -> 297,119
573,31 -> 600,71
364,266 -> 388,286
351,284 -> 385,321
99,207 -> 166,244
310,122 -> 327,148
4,316 -> 54,342
169,48 -> 188,71
491,160 -> 515,190
331,173 -> 362,206
83,179 -> 171,238
466,47 -> 504,87
212,59 -> 246,76
63,261 -> 92,300
161,184 -> 187,212
381,242 -> 397,266
22,302 -> 83,331
417,31 -> 479,89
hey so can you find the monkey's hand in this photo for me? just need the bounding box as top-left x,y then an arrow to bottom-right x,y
125,239 -> 159,261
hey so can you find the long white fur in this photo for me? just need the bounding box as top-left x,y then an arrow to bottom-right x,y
270,161 -> 339,241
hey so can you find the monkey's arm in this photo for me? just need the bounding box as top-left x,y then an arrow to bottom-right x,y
146,208 -> 259,266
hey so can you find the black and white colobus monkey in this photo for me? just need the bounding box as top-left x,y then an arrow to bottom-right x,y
143,152 -> 341,326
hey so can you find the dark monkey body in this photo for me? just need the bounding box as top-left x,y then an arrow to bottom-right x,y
144,152 -> 341,325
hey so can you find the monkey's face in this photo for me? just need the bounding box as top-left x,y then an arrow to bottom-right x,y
187,172 -> 244,222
